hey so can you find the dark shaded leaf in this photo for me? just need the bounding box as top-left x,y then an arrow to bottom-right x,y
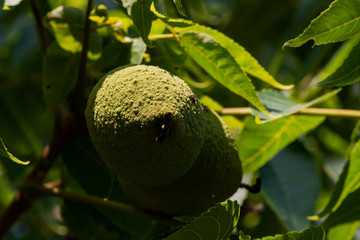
43,43 -> 80,112
62,136 -> 154,238
324,187 -> 360,228
121,0 -> 155,46
173,0 -> 186,17
317,40 -> 360,87
260,225 -> 325,240
259,149 -> 320,231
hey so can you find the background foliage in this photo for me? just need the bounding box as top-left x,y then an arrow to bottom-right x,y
0,0 -> 360,239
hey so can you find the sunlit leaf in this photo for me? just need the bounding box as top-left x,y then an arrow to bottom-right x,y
3,0 -> 22,10
327,221 -> 360,240
151,2 -> 289,90
252,89 -> 341,123
324,187 -> 360,228
179,31 -> 267,114
164,200 -> 240,240
317,40 -> 360,87
284,0 -> 360,48
130,38 -> 146,64
45,6 -> 102,60
260,226 -> 325,240
43,43 -> 80,112
121,0 -> 155,46
89,4 -> 108,24
178,25 -> 292,90
237,115 -> 325,173
259,149 -> 320,231
0,138 -> 29,165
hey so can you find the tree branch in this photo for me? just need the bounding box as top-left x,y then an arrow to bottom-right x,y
29,0 -> 49,53
27,183 -> 183,228
69,0 -> 94,113
220,107 -> 360,118
0,113 -> 85,239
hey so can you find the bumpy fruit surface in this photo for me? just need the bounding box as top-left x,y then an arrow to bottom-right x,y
118,109 -> 243,215
85,65 -> 205,186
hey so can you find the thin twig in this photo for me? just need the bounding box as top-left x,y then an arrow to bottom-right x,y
29,0 -> 49,53
27,183 -> 183,228
220,107 -> 360,118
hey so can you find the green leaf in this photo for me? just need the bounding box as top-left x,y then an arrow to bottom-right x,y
259,149 -> 320,231
327,221 -> 360,240
178,25 -> 292,90
312,139 -> 360,219
43,43 -> 80,112
45,6 -> 102,60
335,140 -> 360,207
237,115 -> 325,173
309,161 -> 349,220
62,136 -> 154,238
130,38 -> 146,64
62,201 -> 128,240
284,0 -> 360,48
121,0 -> 155,46
173,0 -> 187,17
260,226 -> 325,240
324,187 -> 360,228
239,231 -> 252,240
178,31 -> 267,114
0,137 -> 29,165
252,89 -> 341,123
317,40 -> 360,87
315,35 -> 360,81
164,200 -> 240,240
3,0 -> 22,10
151,2 -> 289,90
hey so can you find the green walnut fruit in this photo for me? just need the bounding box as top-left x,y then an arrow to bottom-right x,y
85,65 -> 205,186
118,109 -> 243,216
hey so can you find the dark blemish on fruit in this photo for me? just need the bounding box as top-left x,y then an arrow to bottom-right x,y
190,94 -> 197,104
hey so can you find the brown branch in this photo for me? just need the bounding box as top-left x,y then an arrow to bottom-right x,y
27,183 -> 183,228
0,113 -> 85,238
29,0 -> 49,53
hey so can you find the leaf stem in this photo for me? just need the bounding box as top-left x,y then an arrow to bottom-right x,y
27,183 -> 183,228
220,107 -> 360,118
29,0 -> 49,53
